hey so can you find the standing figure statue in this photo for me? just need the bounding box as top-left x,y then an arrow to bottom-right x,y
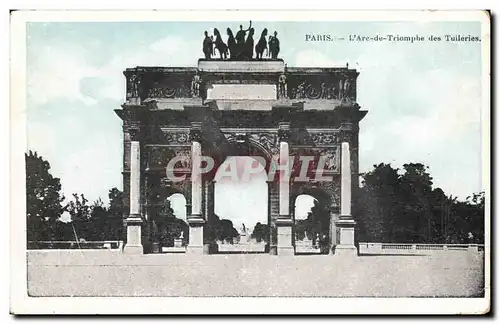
226,28 -> 237,59
255,28 -> 268,59
338,78 -> 345,99
268,31 -> 280,59
243,27 -> 255,59
129,73 -> 141,98
278,72 -> 287,99
235,21 -> 252,58
344,77 -> 352,101
191,70 -> 201,98
202,30 -> 213,59
213,28 -> 228,59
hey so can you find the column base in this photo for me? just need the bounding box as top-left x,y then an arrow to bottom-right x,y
333,244 -> 358,256
123,244 -> 144,254
186,244 -> 211,255
276,219 -> 294,256
124,216 -> 143,254
277,246 -> 295,256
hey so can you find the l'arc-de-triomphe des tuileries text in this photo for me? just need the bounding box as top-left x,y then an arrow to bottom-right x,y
115,32 -> 367,256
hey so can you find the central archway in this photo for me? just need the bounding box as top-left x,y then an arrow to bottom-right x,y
214,156 -> 269,253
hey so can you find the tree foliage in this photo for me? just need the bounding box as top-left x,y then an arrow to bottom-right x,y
251,222 -> 269,243
206,214 -> 239,244
355,163 -> 485,244
26,151 -> 65,243
26,150 -> 127,246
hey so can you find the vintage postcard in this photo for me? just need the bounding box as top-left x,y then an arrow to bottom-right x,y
10,10 -> 490,314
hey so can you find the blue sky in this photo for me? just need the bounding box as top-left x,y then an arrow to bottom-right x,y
26,21 -> 484,224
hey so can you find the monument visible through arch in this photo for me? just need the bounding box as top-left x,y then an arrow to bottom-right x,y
115,50 -> 367,256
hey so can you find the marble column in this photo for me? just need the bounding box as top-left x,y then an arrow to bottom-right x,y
124,139 -> 144,254
204,179 -> 217,253
328,206 -> 339,255
267,181 -> 278,255
334,142 -> 357,256
187,133 -> 207,254
276,123 -> 294,256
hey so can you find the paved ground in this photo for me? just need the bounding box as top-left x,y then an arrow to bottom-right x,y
27,251 -> 485,297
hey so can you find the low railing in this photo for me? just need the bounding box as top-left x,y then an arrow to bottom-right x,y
358,242 -> 485,254
27,241 -> 124,250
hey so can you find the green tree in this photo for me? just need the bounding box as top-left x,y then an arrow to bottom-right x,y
26,151 -> 65,244
397,163 -> 434,242
65,193 -> 91,241
251,222 -> 269,242
355,163 -> 401,242
105,187 -> 126,241
356,162 -> 485,244
220,219 -> 239,243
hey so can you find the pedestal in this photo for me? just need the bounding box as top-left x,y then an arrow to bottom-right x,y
174,238 -> 183,248
276,218 -> 294,256
334,217 -> 357,256
187,218 -> 209,255
123,216 -> 143,254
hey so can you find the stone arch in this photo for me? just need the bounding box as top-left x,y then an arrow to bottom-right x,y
291,182 -> 333,210
223,137 -> 274,164
145,177 -> 192,253
291,182 -> 337,254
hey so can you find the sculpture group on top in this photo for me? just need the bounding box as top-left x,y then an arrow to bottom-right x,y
202,21 -> 280,60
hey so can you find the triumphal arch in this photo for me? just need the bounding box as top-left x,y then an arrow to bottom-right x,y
115,52 -> 367,256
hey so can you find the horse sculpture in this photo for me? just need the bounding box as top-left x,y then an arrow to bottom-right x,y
255,28 -> 268,59
243,27 -> 255,59
226,28 -> 237,59
213,28 -> 228,59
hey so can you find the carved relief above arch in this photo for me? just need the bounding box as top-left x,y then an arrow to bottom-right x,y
310,132 -> 340,146
147,146 -> 191,171
222,131 -> 278,163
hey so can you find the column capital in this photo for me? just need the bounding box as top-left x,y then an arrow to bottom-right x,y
278,122 -> 291,142
128,125 -> 141,141
190,122 -> 203,142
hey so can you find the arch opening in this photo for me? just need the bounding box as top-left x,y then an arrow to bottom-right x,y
213,156 -> 269,253
149,192 -> 189,252
293,190 -> 332,255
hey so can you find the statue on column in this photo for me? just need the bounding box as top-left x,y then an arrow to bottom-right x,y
338,78 -> 344,99
268,31 -> 280,59
129,70 -> 141,99
278,72 -> 287,99
344,77 -> 352,101
240,223 -> 247,235
255,28 -> 268,59
202,30 -> 213,59
191,70 -> 201,98
213,28 -> 228,59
